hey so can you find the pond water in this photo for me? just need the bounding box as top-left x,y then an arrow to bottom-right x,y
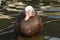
48,37 -> 60,40
48,16 -> 60,18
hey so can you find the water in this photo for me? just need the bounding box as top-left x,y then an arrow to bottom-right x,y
44,36 -> 60,40
48,16 -> 60,18
41,8 -> 60,12
48,37 -> 60,40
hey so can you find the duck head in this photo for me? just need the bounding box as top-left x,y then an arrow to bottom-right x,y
24,6 -> 35,21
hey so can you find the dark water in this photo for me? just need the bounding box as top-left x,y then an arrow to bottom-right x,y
48,16 -> 60,18
41,8 -> 60,12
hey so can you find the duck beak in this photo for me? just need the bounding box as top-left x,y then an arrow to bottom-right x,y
24,11 -> 31,21
24,15 -> 30,21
